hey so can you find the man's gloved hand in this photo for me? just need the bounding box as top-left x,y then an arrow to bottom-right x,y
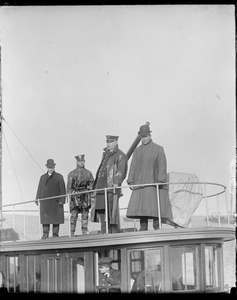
104,271 -> 110,278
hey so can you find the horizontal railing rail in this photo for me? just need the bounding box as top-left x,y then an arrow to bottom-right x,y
0,181 -> 234,242
0,181 -> 227,208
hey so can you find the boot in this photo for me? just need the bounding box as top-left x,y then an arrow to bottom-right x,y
81,209 -> 89,235
41,224 -> 49,239
108,224 -> 119,234
139,218 -> 148,231
153,218 -> 160,230
99,211 -> 106,234
70,223 -> 76,237
53,224 -> 59,237
82,229 -> 89,235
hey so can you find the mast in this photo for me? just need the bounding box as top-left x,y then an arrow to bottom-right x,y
126,121 -> 150,160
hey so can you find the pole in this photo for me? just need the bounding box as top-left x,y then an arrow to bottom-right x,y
156,183 -> 162,229
104,188 -> 108,233
126,121 -> 150,160
204,182 -> 210,227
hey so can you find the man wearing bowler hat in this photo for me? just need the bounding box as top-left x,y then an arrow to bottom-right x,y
97,256 -> 121,292
67,154 -> 94,236
126,124 -> 174,231
91,135 -> 127,234
35,159 -> 66,239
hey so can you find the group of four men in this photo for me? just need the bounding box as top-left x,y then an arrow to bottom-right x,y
35,123 -> 174,239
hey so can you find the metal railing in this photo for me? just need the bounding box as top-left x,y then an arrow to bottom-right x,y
0,181 -> 234,242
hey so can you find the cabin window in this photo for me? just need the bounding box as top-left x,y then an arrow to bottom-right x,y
0,271 -> 3,287
7,256 -> 20,292
94,249 -> 121,293
205,245 -> 219,289
128,248 -> 163,293
41,252 -> 85,293
25,255 -> 41,293
67,255 -> 85,293
170,246 -> 200,291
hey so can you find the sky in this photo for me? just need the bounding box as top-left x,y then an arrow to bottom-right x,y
0,5 -> 235,216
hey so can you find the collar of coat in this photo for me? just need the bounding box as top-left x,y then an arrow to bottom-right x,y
47,170 -> 55,176
103,144 -> 119,155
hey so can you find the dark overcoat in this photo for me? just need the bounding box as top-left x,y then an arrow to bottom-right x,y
90,146 -> 128,225
126,140 -> 173,221
35,171 -> 66,224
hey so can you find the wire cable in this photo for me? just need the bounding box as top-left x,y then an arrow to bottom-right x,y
3,131 -> 25,203
2,116 -> 44,173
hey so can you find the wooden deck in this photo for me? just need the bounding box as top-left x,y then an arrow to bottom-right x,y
0,226 -> 235,253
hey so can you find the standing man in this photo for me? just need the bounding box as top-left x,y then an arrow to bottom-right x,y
91,135 -> 127,234
97,256 -> 121,293
35,159 -> 66,239
126,124 -> 174,231
67,155 -> 94,236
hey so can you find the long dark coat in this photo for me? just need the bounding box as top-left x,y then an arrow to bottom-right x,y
35,171 -> 66,224
126,140 -> 173,221
90,146 -> 128,225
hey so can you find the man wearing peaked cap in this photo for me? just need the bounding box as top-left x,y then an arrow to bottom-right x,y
99,256 -> 113,265
67,154 -> 94,236
106,135 -> 119,143
91,134 -> 128,234
35,159 -> 66,239
98,256 -> 121,292
75,154 -> 85,162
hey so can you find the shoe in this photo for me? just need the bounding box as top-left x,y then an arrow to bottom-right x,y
111,227 -> 119,234
41,234 -> 48,239
82,230 -> 90,235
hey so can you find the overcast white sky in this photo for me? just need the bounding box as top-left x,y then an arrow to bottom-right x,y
0,5 -> 235,215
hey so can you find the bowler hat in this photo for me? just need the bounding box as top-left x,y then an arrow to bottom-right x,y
138,124 -> 152,137
99,257 -> 113,266
45,159 -> 56,168
106,135 -> 119,143
75,154 -> 85,162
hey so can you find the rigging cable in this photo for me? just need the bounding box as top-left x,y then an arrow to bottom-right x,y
2,215 -> 31,241
2,116 -> 44,240
3,131 -> 25,203
2,131 -> 32,240
2,116 -> 44,173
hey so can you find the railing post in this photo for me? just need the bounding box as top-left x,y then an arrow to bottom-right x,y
23,208 -> 26,241
68,194 -> 71,237
224,189 -> 230,226
204,182 -> 210,227
156,183 -> 162,229
38,200 -> 41,239
13,205 -> 15,230
104,188 -> 108,234
216,195 -> 221,227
